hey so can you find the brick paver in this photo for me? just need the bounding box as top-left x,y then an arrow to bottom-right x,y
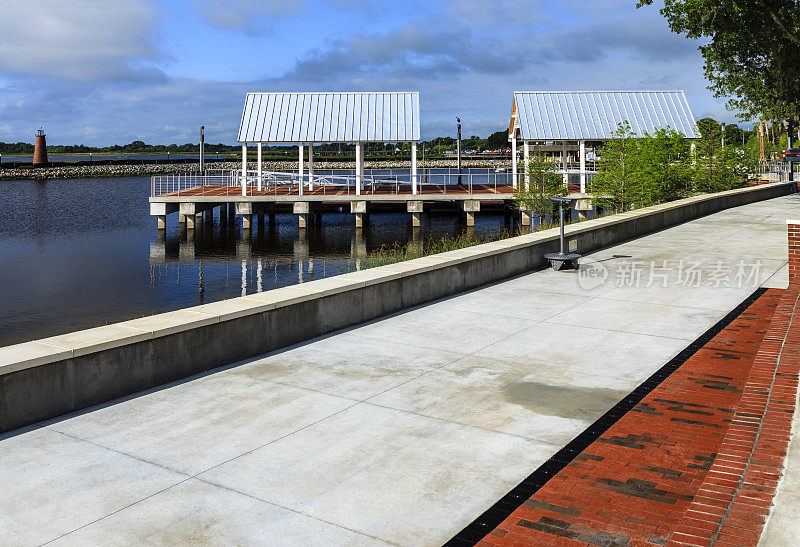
473,289 -> 792,547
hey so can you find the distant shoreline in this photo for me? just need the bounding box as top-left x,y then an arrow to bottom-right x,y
0,159 -> 512,180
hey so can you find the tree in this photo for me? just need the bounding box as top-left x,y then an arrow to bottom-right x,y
693,120 -> 748,192
637,1 -> 800,122
486,130 -> 510,150
633,127 -> 693,205
591,122 -> 640,212
513,148 -> 566,222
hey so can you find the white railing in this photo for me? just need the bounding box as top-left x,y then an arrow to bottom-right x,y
152,168 -> 520,197
755,161 -> 791,182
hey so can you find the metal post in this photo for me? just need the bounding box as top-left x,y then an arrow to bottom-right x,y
561,141 -> 568,187
789,120 -> 795,182
559,201 -> 565,254
511,137 -> 517,189
298,144 -> 304,196
456,117 -> 462,185
411,142 -> 418,195
257,143 -> 262,191
200,125 -> 205,173
241,143 -> 247,196
355,142 -> 363,196
579,140 -> 586,193
523,141 -> 530,191
308,143 -> 314,191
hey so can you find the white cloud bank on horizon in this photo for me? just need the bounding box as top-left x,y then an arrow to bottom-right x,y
0,0 -> 160,81
0,0 -> 740,146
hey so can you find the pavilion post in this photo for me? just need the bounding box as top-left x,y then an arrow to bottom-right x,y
257,143 -> 262,192
308,143 -> 314,191
561,140 -> 568,187
241,143 -> 247,196
523,140 -> 530,191
511,137 -> 518,189
579,140 -> 586,193
411,142 -> 418,194
355,142 -> 364,196
298,144 -> 304,196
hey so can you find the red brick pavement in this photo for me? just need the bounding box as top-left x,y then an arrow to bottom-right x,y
477,288 -> 798,547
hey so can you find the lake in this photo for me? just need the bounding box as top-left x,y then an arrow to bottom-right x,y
0,175 -> 522,347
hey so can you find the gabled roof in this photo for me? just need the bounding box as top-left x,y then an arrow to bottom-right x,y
237,92 -> 420,143
511,91 -> 699,140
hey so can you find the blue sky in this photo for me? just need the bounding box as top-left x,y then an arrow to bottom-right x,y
0,0 -> 735,146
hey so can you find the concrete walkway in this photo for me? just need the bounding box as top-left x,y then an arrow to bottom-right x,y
1,194 -> 798,546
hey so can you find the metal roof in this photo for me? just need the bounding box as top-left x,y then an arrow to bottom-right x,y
512,91 -> 699,140
238,92 -> 420,143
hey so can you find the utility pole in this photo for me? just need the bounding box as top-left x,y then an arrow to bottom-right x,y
200,126 -> 205,173
456,117 -> 462,186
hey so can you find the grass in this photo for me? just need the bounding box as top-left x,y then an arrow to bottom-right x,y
350,217 -> 566,271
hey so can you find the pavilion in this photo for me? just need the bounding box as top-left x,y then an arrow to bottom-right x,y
237,91 -> 421,196
509,90 -> 699,192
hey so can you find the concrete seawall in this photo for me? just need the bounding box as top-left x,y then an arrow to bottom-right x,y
0,182 -> 794,433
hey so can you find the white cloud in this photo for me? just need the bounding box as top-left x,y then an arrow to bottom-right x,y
189,0 -> 306,30
0,0 -> 159,81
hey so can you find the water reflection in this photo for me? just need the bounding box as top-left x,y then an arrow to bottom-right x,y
0,175 -> 595,347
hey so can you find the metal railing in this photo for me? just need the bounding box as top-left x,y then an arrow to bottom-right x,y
151,168 -> 522,197
755,161 -> 791,182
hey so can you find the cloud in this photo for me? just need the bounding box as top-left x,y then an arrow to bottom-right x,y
547,11 -> 699,63
189,0 -> 306,30
0,0 -> 159,81
281,22 -> 527,86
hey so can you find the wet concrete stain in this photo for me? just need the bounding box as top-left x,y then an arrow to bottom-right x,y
502,381 -> 627,421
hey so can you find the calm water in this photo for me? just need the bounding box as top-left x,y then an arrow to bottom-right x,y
0,176 -> 517,347
0,154 -> 225,163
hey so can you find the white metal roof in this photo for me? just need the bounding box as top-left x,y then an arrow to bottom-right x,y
238,92 -> 420,143
512,91 -> 699,140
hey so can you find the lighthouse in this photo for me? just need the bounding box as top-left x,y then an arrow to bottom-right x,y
33,129 -> 48,166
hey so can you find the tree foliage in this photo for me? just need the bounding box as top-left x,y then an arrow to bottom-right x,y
590,122 -> 640,212
637,0 -> 800,121
592,121 -> 745,212
513,149 -> 567,219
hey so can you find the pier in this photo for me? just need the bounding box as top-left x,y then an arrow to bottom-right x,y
148,170 -> 533,229
2,188 -> 798,545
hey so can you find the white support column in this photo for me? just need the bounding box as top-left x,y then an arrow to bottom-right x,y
308,143 -> 314,191
579,140 -> 586,193
523,140 -> 530,190
241,143 -> 247,196
355,142 -> 364,196
257,143 -> 262,192
411,142 -> 418,195
561,140 -> 568,187
298,144 -> 304,196
511,138 -> 518,189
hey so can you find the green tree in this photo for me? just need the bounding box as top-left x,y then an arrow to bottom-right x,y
591,122 -> 640,212
486,130 -> 510,150
694,122 -> 747,192
513,148 -> 566,221
637,1 -> 800,122
634,127 -> 693,205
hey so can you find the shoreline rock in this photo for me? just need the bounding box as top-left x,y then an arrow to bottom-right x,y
0,159 -> 513,180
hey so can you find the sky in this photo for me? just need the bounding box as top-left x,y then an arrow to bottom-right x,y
0,0 -> 738,146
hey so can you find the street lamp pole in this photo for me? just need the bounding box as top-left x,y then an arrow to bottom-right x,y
456,117 -> 462,186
